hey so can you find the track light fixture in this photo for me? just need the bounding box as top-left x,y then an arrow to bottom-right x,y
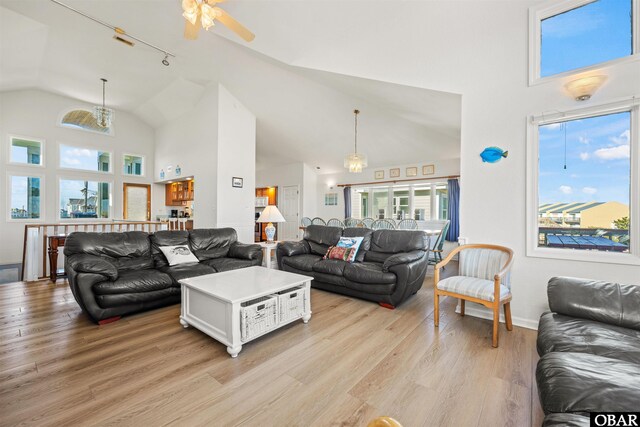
162,54 -> 170,66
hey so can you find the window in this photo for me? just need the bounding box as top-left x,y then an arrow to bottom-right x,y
392,187 -> 410,220
413,186 -> 432,221
59,144 -> 111,173
530,0 -> 639,81
9,175 -> 42,220
123,154 -> 144,176
59,179 -> 111,219
436,184 -> 449,220
372,188 -> 389,219
9,137 -> 43,166
60,109 -> 112,135
528,102 -> 638,263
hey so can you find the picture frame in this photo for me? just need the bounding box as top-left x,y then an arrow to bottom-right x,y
406,167 -> 418,177
325,193 -> 338,206
422,164 -> 435,175
374,170 -> 384,180
389,168 -> 400,178
232,177 -> 243,188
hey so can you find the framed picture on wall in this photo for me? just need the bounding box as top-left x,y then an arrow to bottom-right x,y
406,167 -> 418,177
325,193 -> 338,206
232,177 -> 243,188
374,170 -> 384,180
422,164 -> 435,175
389,168 -> 400,178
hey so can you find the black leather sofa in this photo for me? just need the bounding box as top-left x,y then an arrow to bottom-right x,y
536,277 -> 640,426
276,225 -> 430,308
64,228 -> 262,324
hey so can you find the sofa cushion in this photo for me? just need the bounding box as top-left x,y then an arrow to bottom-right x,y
159,245 -> 200,266
93,269 -> 173,295
343,278 -> 396,295
282,254 -> 322,272
542,413 -> 589,427
159,263 -> 216,285
536,352 -> 640,414
312,271 -> 349,287
189,228 -> 237,260
64,231 -> 154,271
437,276 -> 510,302
537,312 -> 640,364
202,257 -> 257,272
370,229 -> 428,253
304,225 -> 343,256
363,251 -> 393,264
95,287 -> 180,309
313,259 -> 348,276
151,230 -> 190,268
343,227 -> 373,262
343,262 -> 396,284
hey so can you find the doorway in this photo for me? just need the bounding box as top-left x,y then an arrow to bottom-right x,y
123,183 -> 151,221
279,185 -> 300,241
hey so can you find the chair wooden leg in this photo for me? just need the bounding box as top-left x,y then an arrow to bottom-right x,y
492,304 -> 499,348
504,302 -> 513,331
434,292 -> 440,327
460,299 -> 465,316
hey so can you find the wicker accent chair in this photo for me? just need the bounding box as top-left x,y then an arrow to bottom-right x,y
371,219 -> 396,230
434,244 -> 514,347
344,217 -> 360,227
311,217 -> 326,225
300,217 -> 312,227
397,219 -> 418,230
326,218 -> 345,227
360,218 -> 375,228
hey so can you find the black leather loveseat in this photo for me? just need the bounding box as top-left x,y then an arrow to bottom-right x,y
536,276 -> 640,426
276,225 -> 429,308
65,228 -> 262,324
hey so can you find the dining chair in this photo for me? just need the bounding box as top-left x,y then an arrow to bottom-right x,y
371,219 -> 396,230
360,218 -> 375,228
434,244 -> 514,347
397,219 -> 418,230
311,217 -> 326,225
428,220 -> 450,267
327,218 -> 345,227
344,217 -> 360,227
300,217 -> 312,227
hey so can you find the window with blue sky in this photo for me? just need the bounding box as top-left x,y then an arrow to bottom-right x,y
59,144 -> 110,172
59,179 -> 110,219
10,137 -> 42,166
540,0 -> 633,77
10,176 -> 41,220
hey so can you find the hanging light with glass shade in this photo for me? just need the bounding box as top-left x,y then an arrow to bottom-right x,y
93,78 -> 114,128
344,109 -> 368,173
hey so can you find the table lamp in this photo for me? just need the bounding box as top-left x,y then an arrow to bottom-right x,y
257,205 -> 285,243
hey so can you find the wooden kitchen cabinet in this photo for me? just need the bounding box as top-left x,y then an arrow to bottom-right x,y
165,180 -> 195,206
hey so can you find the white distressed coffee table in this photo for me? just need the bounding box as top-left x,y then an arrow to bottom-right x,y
179,266 -> 312,357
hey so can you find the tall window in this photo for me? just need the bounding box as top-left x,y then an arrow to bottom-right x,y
123,154 -> 144,176
59,144 -> 111,173
9,175 -> 41,220
10,137 -> 43,166
413,185 -> 432,221
436,184 -> 449,220
392,187 -> 410,220
59,179 -> 111,219
372,188 -> 389,219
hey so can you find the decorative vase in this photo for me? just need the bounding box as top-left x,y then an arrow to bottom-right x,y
265,222 -> 276,242
160,169 -> 165,179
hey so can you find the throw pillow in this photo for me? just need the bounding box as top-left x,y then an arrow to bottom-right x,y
323,246 -> 353,261
336,236 -> 364,263
159,245 -> 199,266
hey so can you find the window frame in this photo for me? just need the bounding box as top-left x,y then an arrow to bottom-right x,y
57,142 -> 113,175
57,176 -> 113,221
526,99 -> 640,265
529,0 -> 640,85
7,135 -> 45,168
6,172 -> 45,222
122,153 -> 146,177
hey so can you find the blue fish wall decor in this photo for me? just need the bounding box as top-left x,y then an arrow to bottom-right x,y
480,147 -> 509,163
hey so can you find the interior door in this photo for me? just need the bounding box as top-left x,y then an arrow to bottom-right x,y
280,185 -> 300,241
123,183 -> 151,221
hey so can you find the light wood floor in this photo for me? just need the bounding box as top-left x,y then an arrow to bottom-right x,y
0,267 -> 544,427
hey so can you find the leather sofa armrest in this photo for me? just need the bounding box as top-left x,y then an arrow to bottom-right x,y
277,241 -> 310,257
66,254 -> 118,281
382,250 -> 426,272
228,242 -> 262,261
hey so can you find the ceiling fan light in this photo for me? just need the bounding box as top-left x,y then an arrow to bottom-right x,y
200,3 -> 216,30
182,8 -> 199,25
181,0 -> 197,12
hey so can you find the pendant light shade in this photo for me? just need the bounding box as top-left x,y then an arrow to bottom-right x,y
344,109 -> 368,173
93,78 -> 114,128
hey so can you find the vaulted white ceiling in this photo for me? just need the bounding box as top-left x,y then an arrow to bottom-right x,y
0,0 -> 461,172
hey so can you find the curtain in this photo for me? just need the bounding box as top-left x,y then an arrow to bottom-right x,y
344,186 -> 352,219
446,178 -> 460,242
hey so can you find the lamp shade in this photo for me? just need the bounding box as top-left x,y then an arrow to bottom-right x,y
257,205 -> 286,223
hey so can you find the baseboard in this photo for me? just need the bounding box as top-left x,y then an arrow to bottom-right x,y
455,304 -> 539,330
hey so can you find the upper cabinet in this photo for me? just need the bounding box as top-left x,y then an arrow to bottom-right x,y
165,180 -> 194,206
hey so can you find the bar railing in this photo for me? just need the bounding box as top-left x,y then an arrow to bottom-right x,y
21,221 -> 168,282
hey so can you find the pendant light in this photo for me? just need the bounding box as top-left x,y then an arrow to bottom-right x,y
344,109 -> 368,173
93,78 -> 114,128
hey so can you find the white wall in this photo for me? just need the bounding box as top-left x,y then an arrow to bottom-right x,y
216,84 -> 256,243
0,89 -> 155,265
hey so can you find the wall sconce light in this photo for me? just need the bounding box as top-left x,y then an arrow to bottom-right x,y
565,75 -> 607,101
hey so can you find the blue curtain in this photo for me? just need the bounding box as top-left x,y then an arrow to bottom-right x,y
446,178 -> 460,242
344,186 -> 352,219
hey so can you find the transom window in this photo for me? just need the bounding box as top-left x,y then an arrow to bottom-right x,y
60,109 -> 112,134
9,136 -> 43,166
59,144 -> 111,173
123,154 -> 144,176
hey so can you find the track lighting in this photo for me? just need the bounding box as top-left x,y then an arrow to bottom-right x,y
162,54 -> 170,66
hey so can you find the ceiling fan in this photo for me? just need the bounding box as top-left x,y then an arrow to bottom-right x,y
181,0 -> 255,42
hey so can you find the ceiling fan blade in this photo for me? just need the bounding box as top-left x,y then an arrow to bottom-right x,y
214,7 -> 255,42
184,15 -> 200,40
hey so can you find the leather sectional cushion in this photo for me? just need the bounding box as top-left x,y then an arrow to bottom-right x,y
93,269 -> 174,295
542,413 -> 589,427
536,352 -> 640,414
159,263 -> 216,285
64,231 -> 154,271
189,228 -> 237,260
202,257 -> 257,272
343,279 -> 395,295
313,259 -> 348,276
343,262 -> 396,285
96,287 -> 180,308
282,254 -> 322,272
150,230 -> 190,268
369,229 -> 428,253
312,271 -> 348,287
304,225 -> 343,256
537,312 -> 640,364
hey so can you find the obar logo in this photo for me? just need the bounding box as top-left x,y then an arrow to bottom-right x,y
592,413 -> 640,427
